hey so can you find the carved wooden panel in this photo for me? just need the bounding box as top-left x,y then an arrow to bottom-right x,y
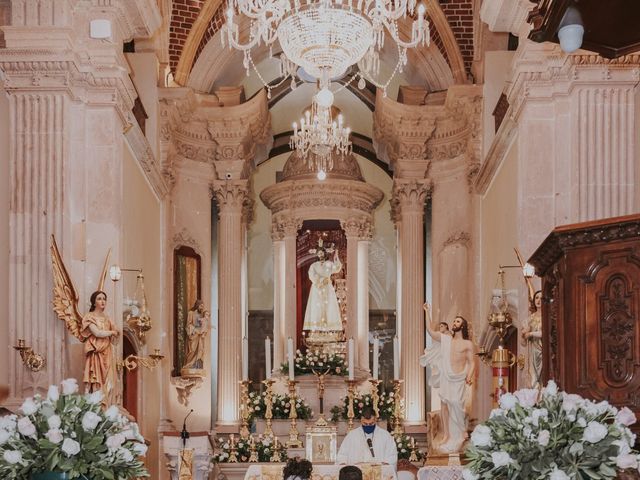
530,214 -> 640,433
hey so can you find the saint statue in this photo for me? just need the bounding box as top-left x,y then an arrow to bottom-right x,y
182,299 -> 210,374
81,290 -> 119,395
521,290 -> 542,388
421,303 -> 475,454
303,240 -> 343,331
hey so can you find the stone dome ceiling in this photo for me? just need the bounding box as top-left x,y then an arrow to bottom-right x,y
281,150 -> 364,182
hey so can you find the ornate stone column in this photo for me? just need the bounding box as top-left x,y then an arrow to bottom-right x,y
212,181 -> 250,429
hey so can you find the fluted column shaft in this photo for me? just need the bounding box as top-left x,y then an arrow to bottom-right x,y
393,180 -> 429,425
271,237 -> 285,367
213,181 -> 249,427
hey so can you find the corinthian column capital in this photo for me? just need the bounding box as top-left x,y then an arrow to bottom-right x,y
390,179 -> 432,223
271,216 -> 302,240
340,217 -> 373,240
211,180 -> 251,214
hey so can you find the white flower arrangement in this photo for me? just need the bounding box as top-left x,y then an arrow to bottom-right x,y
0,379 -> 149,480
464,381 -> 639,480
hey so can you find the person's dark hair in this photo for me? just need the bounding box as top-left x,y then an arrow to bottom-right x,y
339,466 -> 363,480
439,322 -> 449,330
530,290 -> 542,313
89,290 -> 107,312
453,316 -> 469,340
283,458 -> 313,480
361,405 -> 375,419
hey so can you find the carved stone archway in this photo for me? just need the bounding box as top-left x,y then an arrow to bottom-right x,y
261,151 -> 383,372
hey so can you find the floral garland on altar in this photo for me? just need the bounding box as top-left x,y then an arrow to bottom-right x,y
213,435 -> 275,463
394,433 -> 425,461
280,349 -> 348,376
464,380 -> 639,480
330,391 -> 396,421
0,379 -> 148,480
246,391 -> 313,424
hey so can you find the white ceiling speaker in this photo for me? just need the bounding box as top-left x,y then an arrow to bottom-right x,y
90,19 -> 112,40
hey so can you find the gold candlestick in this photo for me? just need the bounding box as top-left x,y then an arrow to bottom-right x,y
392,379 -> 404,436
345,379 -> 358,430
270,435 -> 283,462
369,379 -> 381,419
239,379 -> 251,439
262,378 -> 275,438
228,434 -> 238,463
409,436 -> 419,462
313,368 -> 331,426
248,434 -> 259,462
286,380 -> 303,448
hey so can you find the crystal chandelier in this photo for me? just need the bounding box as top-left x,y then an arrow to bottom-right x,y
222,0 -> 430,96
290,91 -> 352,179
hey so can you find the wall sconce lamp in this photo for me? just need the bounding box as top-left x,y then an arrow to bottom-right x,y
117,349 -> 165,372
110,265 -> 152,343
14,339 -> 46,372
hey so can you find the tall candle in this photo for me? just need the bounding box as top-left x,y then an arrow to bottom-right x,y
287,337 -> 295,381
348,337 -> 355,380
372,338 -> 379,380
242,336 -> 249,381
265,337 -> 272,379
393,336 -> 400,380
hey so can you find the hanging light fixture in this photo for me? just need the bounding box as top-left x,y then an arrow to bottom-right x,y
290,92 -> 352,177
222,0 -> 430,97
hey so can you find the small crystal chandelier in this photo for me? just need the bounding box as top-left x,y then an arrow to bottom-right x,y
290,91 -> 351,178
222,0 -> 430,96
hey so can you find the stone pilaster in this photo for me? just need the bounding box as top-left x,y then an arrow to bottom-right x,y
212,180 -> 250,428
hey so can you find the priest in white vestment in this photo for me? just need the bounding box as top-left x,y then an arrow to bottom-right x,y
336,406 -> 398,469
303,246 -> 342,331
420,303 -> 475,454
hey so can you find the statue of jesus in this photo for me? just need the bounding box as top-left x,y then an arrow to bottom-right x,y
303,242 -> 342,331
420,303 -> 475,454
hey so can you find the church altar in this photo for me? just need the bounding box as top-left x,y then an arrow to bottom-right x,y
243,463 -> 397,480
417,466 -> 464,480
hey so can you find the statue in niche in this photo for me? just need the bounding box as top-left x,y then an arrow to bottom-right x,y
521,290 -> 542,388
50,235 -> 119,401
181,299 -> 210,376
303,239 -> 343,332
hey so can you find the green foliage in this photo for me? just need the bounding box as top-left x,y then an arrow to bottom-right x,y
463,381 -> 638,480
212,435 -> 279,463
0,380 -> 149,480
330,391 -> 396,421
280,349 -> 347,376
393,433 -> 424,461
245,391 -> 313,424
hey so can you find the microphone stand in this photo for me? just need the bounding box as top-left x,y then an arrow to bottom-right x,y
181,409 -> 194,450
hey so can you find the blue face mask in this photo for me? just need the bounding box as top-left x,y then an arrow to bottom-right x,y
362,424 -> 375,434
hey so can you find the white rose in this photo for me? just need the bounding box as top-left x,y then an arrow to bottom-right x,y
85,390 -> 104,405
577,417 -> 587,427
498,393 -> 518,410
61,438 -> 81,456
3,450 -> 23,465
544,380 -> 558,396
47,415 -> 62,430
0,429 -> 12,445
47,385 -> 60,402
491,451 -> 513,468
489,408 -> 504,419
617,407 -> 637,427
17,417 -> 36,437
569,442 -> 584,455
582,421 -> 608,443
562,393 -> 582,413
46,429 -> 64,444
537,430 -> 550,447
105,405 -> 120,421
0,415 -> 17,431
106,433 -> 126,450
514,388 -> 539,408
470,425 -> 492,447
21,397 -> 38,416
549,467 -> 570,480
118,447 -> 134,463
615,439 -> 632,455
462,469 -> 478,480
133,442 -> 148,456
82,411 -> 102,431
523,426 -> 532,438
616,453 -> 638,470
61,378 -> 79,395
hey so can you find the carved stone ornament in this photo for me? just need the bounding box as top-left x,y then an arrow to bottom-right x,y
170,375 -> 204,407
172,228 -> 201,256
390,179 -> 432,222
341,217 -> 373,240
211,180 -> 252,214
442,230 -> 472,248
271,216 -> 303,241
282,150 -> 364,181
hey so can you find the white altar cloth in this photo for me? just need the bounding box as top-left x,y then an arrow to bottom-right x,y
417,466 -> 464,480
244,463 -> 397,480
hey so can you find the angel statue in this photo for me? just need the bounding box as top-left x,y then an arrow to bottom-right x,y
303,238 -> 343,332
50,236 -> 119,399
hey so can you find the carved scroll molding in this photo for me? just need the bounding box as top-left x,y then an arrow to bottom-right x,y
172,228 -> 202,257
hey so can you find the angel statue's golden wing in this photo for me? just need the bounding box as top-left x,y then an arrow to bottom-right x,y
50,235 -> 84,341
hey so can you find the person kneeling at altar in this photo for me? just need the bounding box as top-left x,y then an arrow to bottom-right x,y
284,458 -> 313,480
339,466 -> 363,480
336,406 -> 398,470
